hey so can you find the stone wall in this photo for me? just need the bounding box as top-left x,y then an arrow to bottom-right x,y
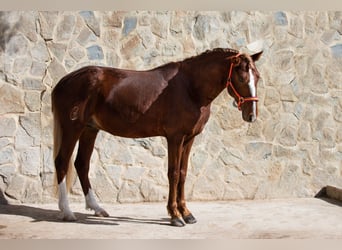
0,11 -> 341,204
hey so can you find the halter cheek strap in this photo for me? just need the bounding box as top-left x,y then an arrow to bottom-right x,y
226,55 -> 259,111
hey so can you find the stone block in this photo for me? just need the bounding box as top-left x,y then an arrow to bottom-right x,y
5,33 -> 29,56
0,147 -> 15,165
87,45 -> 104,60
22,77 -> 45,90
245,142 -> 272,160
278,125 -> 298,147
151,14 -> 170,39
76,27 -> 97,46
47,58 -> 67,83
19,147 -> 40,176
55,14 -> 76,41
30,61 -> 47,78
31,41 -> 49,62
47,42 -> 67,62
0,117 -> 17,137
274,11 -> 288,26
24,91 -> 41,112
5,174 -> 26,200
118,181 -> 143,203
140,179 -> 167,201
0,84 -> 25,115
122,16 -> 137,36
193,14 -> 220,41
123,166 -> 145,182
38,11 -> 59,41
19,113 -> 41,145
79,11 -> 101,36
331,44 -> 342,58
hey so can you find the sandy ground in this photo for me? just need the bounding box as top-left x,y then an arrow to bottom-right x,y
0,198 -> 341,239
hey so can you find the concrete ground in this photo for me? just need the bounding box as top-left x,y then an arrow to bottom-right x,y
0,198 -> 341,239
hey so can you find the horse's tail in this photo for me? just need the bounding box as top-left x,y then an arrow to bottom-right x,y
52,99 -> 75,197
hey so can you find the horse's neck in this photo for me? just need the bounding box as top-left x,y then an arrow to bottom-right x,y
181,59 -> 227,107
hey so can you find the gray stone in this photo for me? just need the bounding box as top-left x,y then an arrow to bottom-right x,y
69,46 -> 86,61
0,164 -> 16,181
76,27 -> 97,46
47,58 -> 67,83
0,147 -> 15,165
30,61 -> 47,78
118,181 -> 143,203
0,84 -> 25,115
0,138 -> 11,148
15,125 -> 34,148
19,113 -> 41,145
17,12 -> 38,42
193,15 -> 220,41
245,142 -> 273,160
20,147 -> 40,176
151,14 -> 170,39
289,16 -> 304,38
123,166 -> 145,182
13,57 -> 32,75
278,125 -> 298,147
79,11 -> 101,37
192,175 -> 225,200
38,11 -> 59,40
274,11 -> 288,26
320,127 -> 336,149
24,91 -> 41,112
122,16 -> 137,36
47,42 -> 67,62
321,30 -> 340,45
90,168 -> 118,203
105,165 -> 122,189
140,179 -> 167,201
22,77 -> 45,90
331,44 -> 342,58
31,41 -> 50,62
5,174 -> 26,200
55,14 -> 76,41
0,117 -> 16,137
87,45 -> 104,60
5,34 -> 29,56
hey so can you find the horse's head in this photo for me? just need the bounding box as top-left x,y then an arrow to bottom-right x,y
226,52 -> 262,123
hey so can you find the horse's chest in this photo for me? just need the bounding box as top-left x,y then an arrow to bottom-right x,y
191,106 -> 210,135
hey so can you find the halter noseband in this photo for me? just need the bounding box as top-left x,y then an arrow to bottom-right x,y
226,54 -> 259,111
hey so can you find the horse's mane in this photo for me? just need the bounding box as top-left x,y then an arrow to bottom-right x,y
182,48 -> 239,63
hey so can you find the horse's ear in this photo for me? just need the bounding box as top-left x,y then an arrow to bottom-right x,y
231,56 -> 241,66
251,51 -> 263,62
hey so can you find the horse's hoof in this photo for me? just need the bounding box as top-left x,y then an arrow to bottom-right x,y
171,217 -> 185,227
95,209 -> 109,217
183,213 -> 197,224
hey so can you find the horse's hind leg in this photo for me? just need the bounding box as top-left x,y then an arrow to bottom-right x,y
75,126 -> 109,217
55,129 -> 82,221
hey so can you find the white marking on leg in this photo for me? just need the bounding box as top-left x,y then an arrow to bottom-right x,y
248,69 -> 257,121
85,188 -> 109,217
58,178 -> 76,221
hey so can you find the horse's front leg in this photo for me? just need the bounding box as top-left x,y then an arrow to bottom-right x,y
178,137 -> 197,224
166,135 -> 185,227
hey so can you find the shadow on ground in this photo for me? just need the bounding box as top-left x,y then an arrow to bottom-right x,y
0,189 -> 170,227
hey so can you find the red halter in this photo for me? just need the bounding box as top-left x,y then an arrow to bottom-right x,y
226,55 -> 259,111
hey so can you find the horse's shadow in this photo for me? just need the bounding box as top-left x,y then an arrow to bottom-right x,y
0,189 -> 170,227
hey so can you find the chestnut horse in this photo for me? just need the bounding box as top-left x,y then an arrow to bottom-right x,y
52,48 -> 262,227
